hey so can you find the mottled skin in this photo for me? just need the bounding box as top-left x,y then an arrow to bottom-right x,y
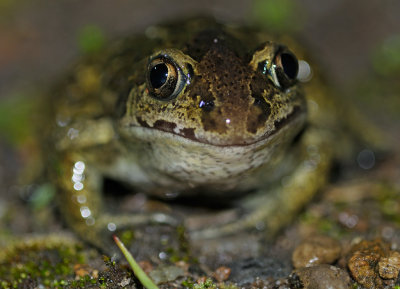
45,19 -> 348,249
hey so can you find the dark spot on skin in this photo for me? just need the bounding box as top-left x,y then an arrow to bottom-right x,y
274,106 -> 301,131
246,93 -> 271,134
136,116 -> 150,128
252,93 -> 271,117
153,119 -> 177,133
180,127 -> 196,141
186,63 -> 194,78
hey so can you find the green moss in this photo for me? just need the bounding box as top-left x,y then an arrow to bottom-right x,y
251,0 -> 304,33
0,90 -> 37,146
299,210 -> 348,239
0,236 -> 86,288
30,183 -> 56,211
193,279 -> 238,289
77,25 -> 106,54
119,229 -> 135,247
372,34 -> 400,76
194,279 -> 218,289
181,278 -> 238,289
374,183 -> 400,224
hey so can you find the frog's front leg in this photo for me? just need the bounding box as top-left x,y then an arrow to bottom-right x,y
190,127 -> 334,240
56,152 -> 180,250
55,118 -> 179,250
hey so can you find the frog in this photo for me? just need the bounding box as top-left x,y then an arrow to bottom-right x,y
43,18 -> 378,250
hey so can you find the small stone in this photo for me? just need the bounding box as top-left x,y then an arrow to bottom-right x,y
378,251 -> 400,279
138,260 -> 153,274
148,265 -> 185,284
292,235 -> 341,269
347,238 -> 400,289
213,266 -> 231,282
290,264 -> 351,289
118,277 -> 131,287
73,264 -> 92,277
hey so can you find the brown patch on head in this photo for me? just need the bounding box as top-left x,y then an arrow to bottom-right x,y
246,74 -> 274,134
247,94 -> 271,134
188,42 -> 272,141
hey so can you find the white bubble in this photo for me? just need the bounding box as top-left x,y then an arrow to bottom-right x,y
80,206 -> 91,218
74,161 -> 85,171
107,222 -> 117,232
73,182 -> 84,191
159,251 -> 167,260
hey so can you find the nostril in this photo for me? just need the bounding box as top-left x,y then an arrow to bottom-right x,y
199,99 -> 215,111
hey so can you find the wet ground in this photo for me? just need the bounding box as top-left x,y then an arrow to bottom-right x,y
1,0 -> 400,288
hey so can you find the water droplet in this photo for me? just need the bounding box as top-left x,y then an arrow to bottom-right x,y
107,222 -> 117,232
67,128 -> 79,140
297,60 -> 313,82
80,206 -> 91,218
73,182 -> 84,191
77,195 -> 86,204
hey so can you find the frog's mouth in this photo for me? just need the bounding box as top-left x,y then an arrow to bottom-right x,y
124,105 -> 305,147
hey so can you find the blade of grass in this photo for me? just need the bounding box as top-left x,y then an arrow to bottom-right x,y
113,235 -> 159,289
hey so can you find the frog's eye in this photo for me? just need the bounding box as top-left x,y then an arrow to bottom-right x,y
147,56 -> 186,100
271,48 -> 299,88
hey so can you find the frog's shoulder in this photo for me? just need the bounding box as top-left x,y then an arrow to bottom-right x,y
47,39 -> 146,123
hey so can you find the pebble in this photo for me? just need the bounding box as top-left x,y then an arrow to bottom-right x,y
148,265 -> 185,284
292,235 -> 341,268
347,239 -> 400,289
289,264 -> 351,289
378,251 -> 400,279
213,266 -> 231,282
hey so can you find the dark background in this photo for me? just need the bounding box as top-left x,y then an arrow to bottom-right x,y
1,0 -> 399,94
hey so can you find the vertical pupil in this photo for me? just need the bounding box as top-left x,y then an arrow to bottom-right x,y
150,63 -> 169,89
281,53 -> 298,79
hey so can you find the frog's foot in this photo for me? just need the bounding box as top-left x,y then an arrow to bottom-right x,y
188,195 -> 279,240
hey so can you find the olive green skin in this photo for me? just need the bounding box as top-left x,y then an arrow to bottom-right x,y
45,18 -> 346,248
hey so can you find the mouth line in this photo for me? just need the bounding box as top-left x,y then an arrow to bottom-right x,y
129,107 -> 303,147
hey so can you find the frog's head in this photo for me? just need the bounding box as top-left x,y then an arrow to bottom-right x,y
120,27 -> 306,148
